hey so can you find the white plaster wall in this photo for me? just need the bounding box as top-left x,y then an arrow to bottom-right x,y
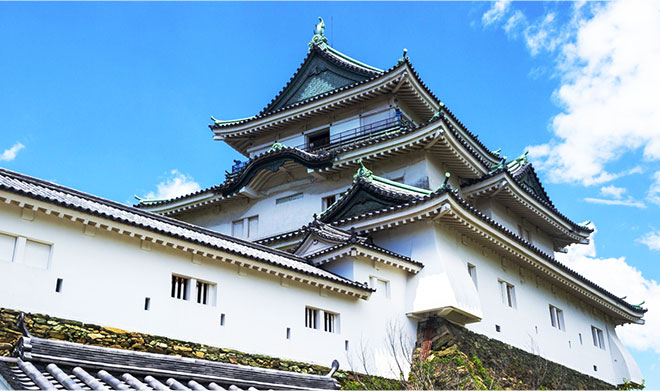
0,200 -> 415,378
368,220 -> 634,385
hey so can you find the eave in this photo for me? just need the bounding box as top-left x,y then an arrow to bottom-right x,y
462,172 -> 591,247
328,190 -> 646,323
212,64 -> 438,156
315,117 -> 491,179
0,168 -> 373,300
306,243 -> 424,274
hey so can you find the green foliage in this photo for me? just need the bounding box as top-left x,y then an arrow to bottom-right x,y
618,378 -> 645,390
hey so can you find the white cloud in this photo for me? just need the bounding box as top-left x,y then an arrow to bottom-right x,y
482,0 -> 511,26
584,185 -> 646,208
144,170 -> 201,200
0,142 -> 25,162
600,185 -> 626,199
639,231 -> 660,251
525,1 -> 660,187
557,227 -> 660,353
647,171 -> 660,206
584,197 -> 646,209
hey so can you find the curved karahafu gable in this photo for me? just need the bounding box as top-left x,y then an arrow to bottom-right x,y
221,145 -> 336,196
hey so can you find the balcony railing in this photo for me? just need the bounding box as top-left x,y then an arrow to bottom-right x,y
227,114 -> 413,177
295,115 -> 413,153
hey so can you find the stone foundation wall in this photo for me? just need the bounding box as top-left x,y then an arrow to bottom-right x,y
0,307 -> 400,390
413,317 -> 616,390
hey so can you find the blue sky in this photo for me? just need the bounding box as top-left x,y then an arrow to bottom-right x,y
2,1 -> 659,386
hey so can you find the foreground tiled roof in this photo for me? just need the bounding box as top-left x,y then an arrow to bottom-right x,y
0,167 -> 371,293
0,336 -> 339,390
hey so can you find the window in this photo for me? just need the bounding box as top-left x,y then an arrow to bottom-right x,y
308,129 -> 330,151
324,312 -> 337,333
591,326 -> 605,349
0,233 -> 16,263
322,195 -> 337,210
232,216 -> 259,239
517,224 -> 532,242
220,314 -> 226,326
305,307 -> 318,329
579,333 -> 583,345
549,305 -> 565,330
495,325 -> 501,332
231,219 -> 244,238
23,239 -> 51,269
144,297 -> 151,311
276,193 -> 303,205
499,280 -> 516,308
467,263 -> 477,288
286,328 -> 291,339
369,277 -> 390,299
196,280 -> 211,305
171,275 -> 190,300
345,340 -> 349,351
55,278 -> 63,293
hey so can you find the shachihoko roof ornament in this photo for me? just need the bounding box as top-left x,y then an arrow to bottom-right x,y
309,17 -> 328,50
268,141 -> 287,152
397,48 -> 408,64
353,158 -> 373,180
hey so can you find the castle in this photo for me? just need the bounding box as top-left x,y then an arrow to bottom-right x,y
0,18 -> 645,386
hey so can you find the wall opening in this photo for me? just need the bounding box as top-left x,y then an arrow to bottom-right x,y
286,328 -> 291,340
220,314 -> 226,326
144,297 -> 151,311
55,278 -> 63,293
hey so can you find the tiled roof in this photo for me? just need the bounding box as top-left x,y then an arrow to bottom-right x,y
0,336 -> 339,390
0,167 -> 371,293
324,182 -> 645,316
135,146 -> 336,209
462,163 -> 593,234
319,174 -> 429,223
305,241 -> 424,269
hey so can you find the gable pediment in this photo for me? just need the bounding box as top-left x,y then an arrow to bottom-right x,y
321,185 -> 409,223
266,48 -> 375,113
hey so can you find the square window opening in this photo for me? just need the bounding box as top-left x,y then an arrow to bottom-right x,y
467,263 -> 477,288
305,307 -> 319,329
499,280 -> 516,308
171,275 -> 190,300
495,325 -> 501,332
308,129 -> 330,151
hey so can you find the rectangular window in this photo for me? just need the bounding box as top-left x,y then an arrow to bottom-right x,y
579,333 -> 583,345
308,129 -> 330,151
549,305 -> 565,330
276,193 -> 303,205
220,314 -> 226,326
467,263 -> 478,288
196,280 -> 211,305
591,326 -> 605,349
232,219 -> 244,238
499,280 -> 516,308
305,307 -> 318,329
369,277 -> 390,299
322,195 -> 337,210
324,312 -> 336,333
55,278 -> 63,293
23,239 -> 51,269
286,327 -> 291,339
247,216 -> 258,238
518,225 -> 532,242
144,297 -> 151,311
0,233 -> 16,263
171,275 -> 190,300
